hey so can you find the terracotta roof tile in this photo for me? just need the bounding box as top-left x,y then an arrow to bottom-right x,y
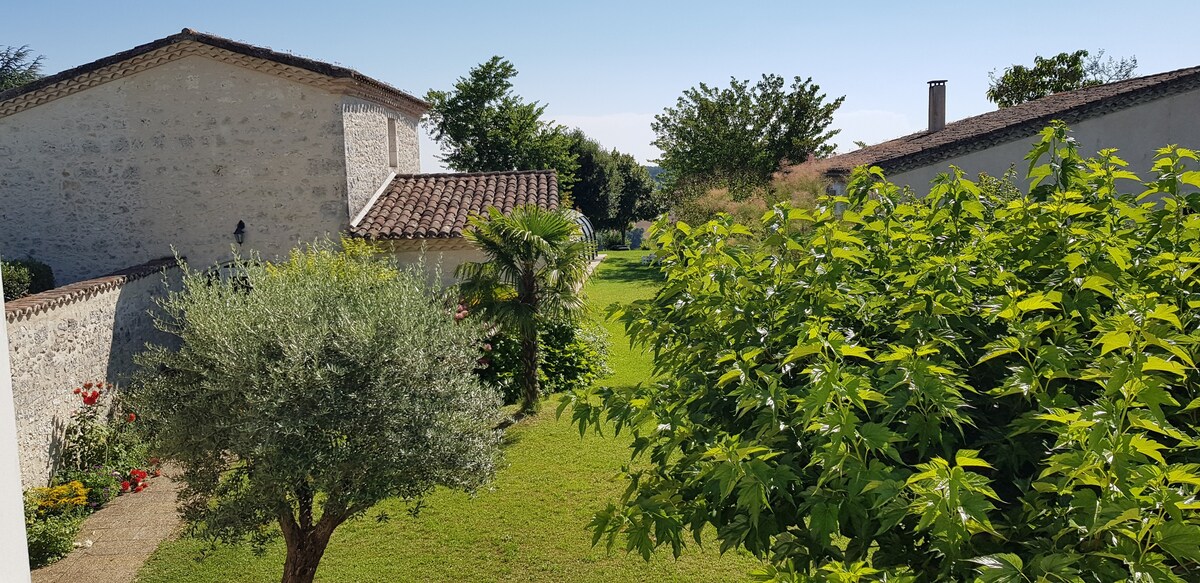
792,64 -> 1200,178
352,170 -> 560,240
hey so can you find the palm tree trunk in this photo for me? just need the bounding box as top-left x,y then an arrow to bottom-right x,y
520,334 -> 539,413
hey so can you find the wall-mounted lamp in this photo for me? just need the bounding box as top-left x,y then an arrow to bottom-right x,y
234,220 -> 246,245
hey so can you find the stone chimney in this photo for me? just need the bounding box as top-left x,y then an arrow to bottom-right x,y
928,80 -> 947,132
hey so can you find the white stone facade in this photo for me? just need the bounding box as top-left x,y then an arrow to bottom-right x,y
887,89 -> 1200,191
0,50 -> 422,284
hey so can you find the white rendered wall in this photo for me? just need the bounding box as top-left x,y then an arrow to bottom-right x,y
888,88 -> 1200,191
0,268 -> 33,580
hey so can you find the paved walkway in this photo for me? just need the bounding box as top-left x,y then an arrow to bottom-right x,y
32,473 -> 182,583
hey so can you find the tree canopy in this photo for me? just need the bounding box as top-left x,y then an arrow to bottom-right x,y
0,45 -> 43,91
424,56 -> 578,195
987,49 -> 1137,108
570,125 -> 1200,581
567,129 -> 657,233
133,241 -> 501,583
652,74 -> 842,197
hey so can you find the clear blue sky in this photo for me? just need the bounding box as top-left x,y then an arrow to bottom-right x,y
3,1 -> 1191,172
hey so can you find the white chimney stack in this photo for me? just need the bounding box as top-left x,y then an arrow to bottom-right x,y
928,80 -> 947,132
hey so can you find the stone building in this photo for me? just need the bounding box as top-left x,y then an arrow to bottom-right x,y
789,65 -> 1200,191
0,28 -> 558,284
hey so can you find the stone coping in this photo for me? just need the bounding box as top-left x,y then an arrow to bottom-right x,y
5,257 -> 180,323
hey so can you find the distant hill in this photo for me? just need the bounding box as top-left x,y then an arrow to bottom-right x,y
645,165 -> 664,183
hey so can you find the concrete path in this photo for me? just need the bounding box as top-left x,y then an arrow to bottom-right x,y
31,473 -> 182,583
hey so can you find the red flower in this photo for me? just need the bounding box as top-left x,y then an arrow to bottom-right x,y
131,469 -> 148,481
73,388 -> 81,394
153,468 -> 162,477
127,413 -> 136,422
134,484 -> 145,493
120,481 -> 131,492
83,382 -> 93,389
82,391 -> 100,406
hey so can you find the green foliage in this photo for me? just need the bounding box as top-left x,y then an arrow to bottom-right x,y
597,230 -> 626,250
2,258 -> 54,300
457,205 -> 592,413
987,49 -> 1137,108
425,56 -> 579,196
653,74 -> 842,198
567,130 -> 658,232
132,239 -> 502,583
0,45 -> 43,91
24,481 -> 88,568
57,382 -> 146,476
25,512 -> 82,568
570,123 -> 1200,581
56,467 -> 121,509
479,318 -> 610,405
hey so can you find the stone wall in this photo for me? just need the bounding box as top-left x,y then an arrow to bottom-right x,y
5,258 -> 180,489
342,97 -> 422,219
0,55 -> 352,284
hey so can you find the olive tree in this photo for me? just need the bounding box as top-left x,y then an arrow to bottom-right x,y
133,240 -> 502,583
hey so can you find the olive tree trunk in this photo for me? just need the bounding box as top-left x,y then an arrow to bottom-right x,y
278,498 -> 341,583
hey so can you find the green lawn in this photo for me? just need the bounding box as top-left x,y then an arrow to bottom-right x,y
136,250 -> 760,582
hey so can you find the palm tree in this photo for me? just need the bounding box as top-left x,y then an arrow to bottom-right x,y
456,205 -> 590,413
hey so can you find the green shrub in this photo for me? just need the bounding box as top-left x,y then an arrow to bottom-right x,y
479,318 -> 610,404
597,230 -> 625,250
2,261 -> 30,300
1,258 -> 54,300
55,468 -> 121,510
570,124 -> 1200,581
24,492 -> 83,568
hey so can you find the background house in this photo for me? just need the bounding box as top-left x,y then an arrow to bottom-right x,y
0,30 -> 560,488
0,29 -> 557,285
790,65 -> 1200,191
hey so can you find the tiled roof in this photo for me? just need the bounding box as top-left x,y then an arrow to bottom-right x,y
352,170 -> 560,240
793,64 -> 1200,178
0,28 -> 428,114
5,257 -> 179,323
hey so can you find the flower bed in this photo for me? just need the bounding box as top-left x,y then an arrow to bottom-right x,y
25,382 -> 161,568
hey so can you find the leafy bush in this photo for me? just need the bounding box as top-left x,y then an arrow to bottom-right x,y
24,483 -> 87,568
25,512 -> 82,568
478,318 -> 610,404
570,124 -> 1200,581
597,229 -> 626,250
56,468 -> 121,510
1,258 -> 54,300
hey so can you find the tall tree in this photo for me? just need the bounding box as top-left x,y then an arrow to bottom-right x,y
565,130 -> 659,235
0,45 -> 43,91
652,74 -> 842,197
610,151 -> 655,236
424,56 -> 578,195
133,241 -> 501,583
566,129 -> 621,229
456,205 -> 591,413
987,49 -> 1137,108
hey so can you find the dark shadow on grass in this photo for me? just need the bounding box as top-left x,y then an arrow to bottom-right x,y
595,260 -> 664,285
